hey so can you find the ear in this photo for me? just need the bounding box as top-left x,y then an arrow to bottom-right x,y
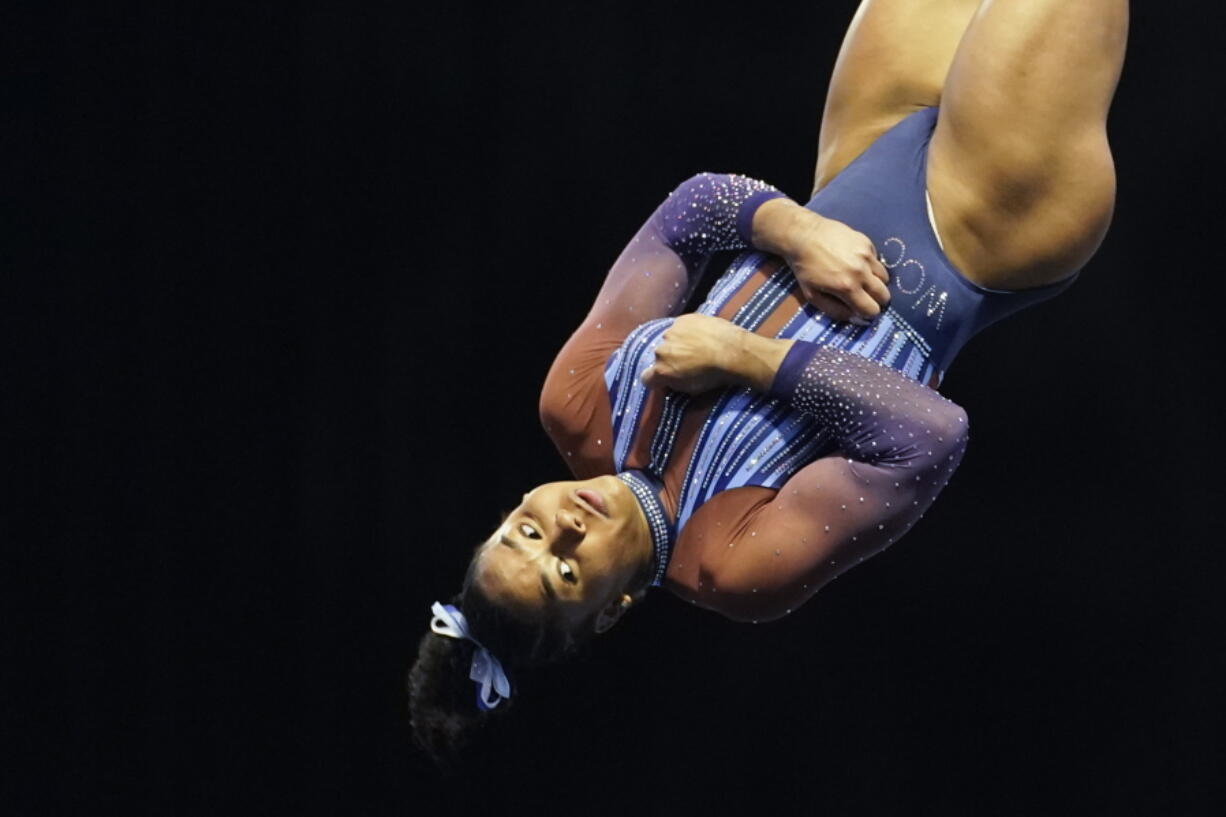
593,593 -> 636,635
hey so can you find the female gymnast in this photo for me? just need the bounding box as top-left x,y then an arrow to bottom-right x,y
410,0 -> 1127,764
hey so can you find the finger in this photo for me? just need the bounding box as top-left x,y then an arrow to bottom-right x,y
640,365 -> 655,386
845,286 -> 884,321
806,290 -> 854,323
868,252 -> 889,284
863,273 -> 891,308
647,362 -> 681,388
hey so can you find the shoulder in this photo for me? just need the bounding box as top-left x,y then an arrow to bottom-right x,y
538,325 -> 621,479
662,486 -> 800,624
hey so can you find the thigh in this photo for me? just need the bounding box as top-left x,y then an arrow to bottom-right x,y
927,0 -> 1128,288
813,0 -> 981,196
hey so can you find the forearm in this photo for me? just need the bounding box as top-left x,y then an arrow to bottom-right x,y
726,332 -> 795,394
653,172 -> 788,261
718,328 -> 967,460
751,196 -> 891,324
748,197 -> 831,259
766,340 -> 969,465
651,172 -> 846,283
698,337 -> 969,623
580,173 -> 778,335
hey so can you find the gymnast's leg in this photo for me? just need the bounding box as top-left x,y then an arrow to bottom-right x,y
926,0 -> 1128,289
813,0 -> 982,196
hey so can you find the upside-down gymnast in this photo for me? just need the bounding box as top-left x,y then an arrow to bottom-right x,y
410,0 -> 1128,763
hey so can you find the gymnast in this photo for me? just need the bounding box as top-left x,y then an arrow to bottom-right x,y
410,0 -> 1127,763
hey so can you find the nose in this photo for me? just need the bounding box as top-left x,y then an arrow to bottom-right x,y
558,508 -> 585,533
553,509 -> 585,548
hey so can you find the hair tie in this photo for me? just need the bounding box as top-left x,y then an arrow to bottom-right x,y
429,602 -> 512,711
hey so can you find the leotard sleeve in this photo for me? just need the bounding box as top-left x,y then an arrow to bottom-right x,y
678,341 -> 970,622
539,173 -> 788,477
573,172 -> 786,337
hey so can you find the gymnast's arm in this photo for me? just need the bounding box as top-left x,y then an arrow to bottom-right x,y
571,172 -> 890,338
539,173 -> 889,476
539,173 -> 789,471
664,329 -> 970,622
570,172 -> 791,339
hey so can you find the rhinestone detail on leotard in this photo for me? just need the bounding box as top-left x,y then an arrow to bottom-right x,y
616,469 -> 675,587
655,172 -> 785,258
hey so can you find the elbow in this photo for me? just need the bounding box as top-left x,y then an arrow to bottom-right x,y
917,403 -> 969,479
539,393 -> 563,440
538,372 -> 563,438
704,569 -> 808,624
669,173 -> 708,202
538,400 -> 553,436
932,402 -> 970,456
674,171 -> 723,196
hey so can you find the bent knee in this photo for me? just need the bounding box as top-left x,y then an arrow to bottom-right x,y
931,130 -> 1117,284
951,127 -> 1113,218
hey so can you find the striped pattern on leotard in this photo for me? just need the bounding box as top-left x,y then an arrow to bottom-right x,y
604,249 -> 938,532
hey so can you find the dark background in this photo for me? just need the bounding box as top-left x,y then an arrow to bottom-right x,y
10,2 -> 1225,815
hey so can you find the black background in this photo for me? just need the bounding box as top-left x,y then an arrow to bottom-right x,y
10,2 -> 1225,815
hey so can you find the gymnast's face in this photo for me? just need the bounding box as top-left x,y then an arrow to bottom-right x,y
472,474 -> 653,635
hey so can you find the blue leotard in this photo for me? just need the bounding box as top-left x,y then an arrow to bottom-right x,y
539,108 -> 1068,620
798,106 -> 1076,383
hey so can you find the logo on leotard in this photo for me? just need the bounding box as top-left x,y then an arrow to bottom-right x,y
880,237 -> 947,331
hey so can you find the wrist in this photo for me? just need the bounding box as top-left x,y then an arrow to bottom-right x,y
751,198 -> 828,260
730,332 -> 794,393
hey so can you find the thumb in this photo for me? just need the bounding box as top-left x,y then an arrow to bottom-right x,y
640,365 -> 655,387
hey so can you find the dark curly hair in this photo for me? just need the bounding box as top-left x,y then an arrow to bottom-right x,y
407,541 -> 602,768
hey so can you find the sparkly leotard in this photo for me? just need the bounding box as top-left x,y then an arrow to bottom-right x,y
798,106 -> 1077,383
539,108 -> 1065,622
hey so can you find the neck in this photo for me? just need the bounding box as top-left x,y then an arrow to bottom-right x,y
615,469 -> 676,588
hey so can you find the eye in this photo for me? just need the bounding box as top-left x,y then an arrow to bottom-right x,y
518,522 -> 541,540
557,560 -> 577,584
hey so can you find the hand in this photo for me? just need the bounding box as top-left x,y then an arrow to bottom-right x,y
785,211 -> 890,324
640,314 -> 746,395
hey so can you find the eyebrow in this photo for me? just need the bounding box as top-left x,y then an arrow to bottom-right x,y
499,532 -> 558,604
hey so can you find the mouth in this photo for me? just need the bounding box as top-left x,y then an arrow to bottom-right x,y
575,489 -> 609,518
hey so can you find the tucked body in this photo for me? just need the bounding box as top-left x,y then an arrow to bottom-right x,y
409,0 -> 1128,766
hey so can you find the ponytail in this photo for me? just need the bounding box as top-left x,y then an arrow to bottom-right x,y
407,550 -> 595,767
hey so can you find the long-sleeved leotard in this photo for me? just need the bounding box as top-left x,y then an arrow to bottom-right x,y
692,339 -> 968,621
540,170 -> 968,622
539,172 -> 786,478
